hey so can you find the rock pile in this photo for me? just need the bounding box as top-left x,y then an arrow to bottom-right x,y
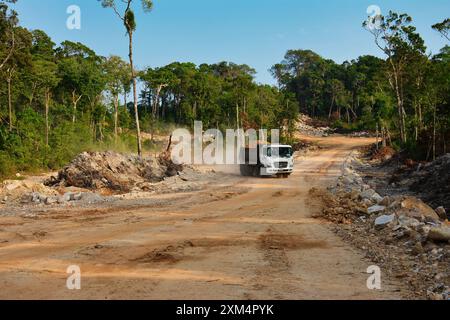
409,154 -> 450,214
312,152 -> 449,300
24,191 -> 104,206
45,151 -> 183,193
296,114 -> 332,137
0,180 -> 59,205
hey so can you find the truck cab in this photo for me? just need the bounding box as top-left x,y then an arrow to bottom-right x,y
240,144 -> 294,178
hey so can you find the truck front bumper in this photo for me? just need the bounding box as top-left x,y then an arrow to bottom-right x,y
260,167 -> 294,176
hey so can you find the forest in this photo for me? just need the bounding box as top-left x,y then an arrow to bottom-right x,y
0,0 -> 449,177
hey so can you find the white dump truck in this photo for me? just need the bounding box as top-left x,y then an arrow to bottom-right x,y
240,144 -> 294,178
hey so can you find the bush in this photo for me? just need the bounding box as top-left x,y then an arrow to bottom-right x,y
0,152 -> 16,178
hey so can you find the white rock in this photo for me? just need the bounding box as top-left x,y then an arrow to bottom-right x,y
62,193 -> 72,202
371,193 -> 383,203
5,182 -> 22,191
342,176 -> 354,185
71,193 -> 83,201
343,167 -> 353,175
360,189 -> 376,200
375,214 -> 395,227
398,215 -> 421,229
368,205 -> 386,214
45,197 -> 58,205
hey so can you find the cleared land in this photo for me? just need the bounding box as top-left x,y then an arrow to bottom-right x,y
0,135 -> 406,299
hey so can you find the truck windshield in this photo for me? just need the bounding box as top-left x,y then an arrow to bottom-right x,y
266,147 -> 292,158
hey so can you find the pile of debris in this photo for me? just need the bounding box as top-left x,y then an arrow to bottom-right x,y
295,114 -> 332,137
46,151 -> 183,194
408,155 -> 450,213
370,146 -> 397,162
0,180 -> 59,205
361,151 -> 450,215
311,152 -> 449,300
25,191 -> 105,206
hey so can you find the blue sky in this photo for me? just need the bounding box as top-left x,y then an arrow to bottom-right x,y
12,0 -> 450,84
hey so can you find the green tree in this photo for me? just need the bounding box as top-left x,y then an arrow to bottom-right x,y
0,0 -> 18,71
432,18 -> 450,41
104,55 -> 129,139
364,11 -> 426,143
99,0 -> 154,157
2,26 -> 31,131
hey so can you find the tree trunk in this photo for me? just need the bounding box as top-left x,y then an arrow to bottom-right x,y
7,71 -> 13,131
72,90 -> 82,124
346,107 -> 350,124
152,84 -> 166,119
389,61 -> 407,144
114,94 -> 119,141
328,95 -> 335,120
45,90 -> 50,146
72,91 -> 77,124
376,123 -> 379,150
0,30 -> 15,71
161,95 -> 167,120
128,30 -> 143,157
236,103 -> 240,130
433,105 -> 436,161
123,89 -> 128,109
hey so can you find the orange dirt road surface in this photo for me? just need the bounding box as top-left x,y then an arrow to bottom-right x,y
0,135 -> 407,299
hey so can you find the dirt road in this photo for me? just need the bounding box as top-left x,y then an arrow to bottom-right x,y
0,135 -> 406,299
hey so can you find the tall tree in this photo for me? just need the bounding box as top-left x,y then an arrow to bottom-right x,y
104,55 -> 128,139
2,26 -> 31,130
0,0 -> 18,71
364,11 -> 426,143
35,60 -> 60,146
99,0 -> 154,157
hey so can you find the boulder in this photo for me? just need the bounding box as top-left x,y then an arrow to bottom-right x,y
367,205 -> 386,215
371,192 -> 383,203
5,181 -> 22,191
343,167 -> 353,175
400,197 -> 440,221
342,176 -> 353,185
62,193 -> 73,201
45,196 -> 58,205
374,214 -> 395,228
397,215 -> 421,229
435,206 -> 447,220
427,227 -> 450,242
360,189 -> 376,200
379,196 -> 391,206
361,198 -> 373,207
71,192 -> 83,201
